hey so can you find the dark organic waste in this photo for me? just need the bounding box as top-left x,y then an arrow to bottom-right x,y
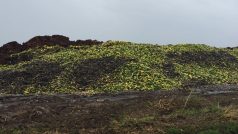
0,37 -> 238,94
167,50 -> 238,67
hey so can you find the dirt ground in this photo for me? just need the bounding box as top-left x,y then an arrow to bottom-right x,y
1,85 -> 238,134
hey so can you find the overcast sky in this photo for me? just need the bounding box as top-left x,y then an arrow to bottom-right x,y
0,0 -> 238,47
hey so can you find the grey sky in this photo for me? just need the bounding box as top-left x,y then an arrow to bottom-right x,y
0,0 -> 238,47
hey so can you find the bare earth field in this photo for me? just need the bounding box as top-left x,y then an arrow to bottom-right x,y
1,85 -> 238,134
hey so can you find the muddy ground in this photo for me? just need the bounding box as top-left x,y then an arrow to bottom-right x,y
1,85 -> 238,134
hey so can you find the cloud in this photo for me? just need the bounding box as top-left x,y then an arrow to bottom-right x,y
0,0 -> 237,47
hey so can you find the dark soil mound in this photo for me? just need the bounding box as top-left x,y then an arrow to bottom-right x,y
23,35 -> 72,48
75,39 -> 103,46
0,35 -> 103,65
0,41 -> 22,54
0,41 -> 24,65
